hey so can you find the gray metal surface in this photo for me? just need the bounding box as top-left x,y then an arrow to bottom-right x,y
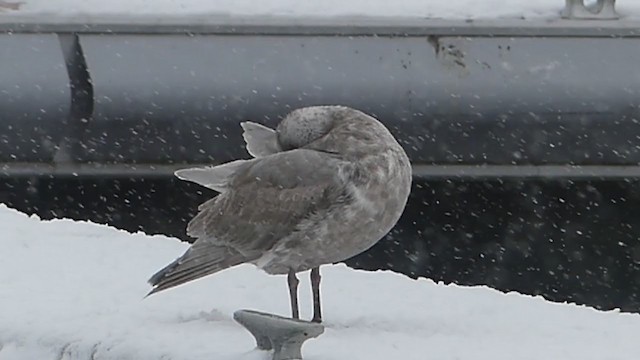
78,34 -> 640,165
6,162 -> 640,180
1,16 -> 639,176
0,34 -> 70,162
1,15 -> 639,37
234,309 -> 324,360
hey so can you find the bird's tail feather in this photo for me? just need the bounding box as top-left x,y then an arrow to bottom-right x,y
240,121 -> 282,158
146,243 -> 251,297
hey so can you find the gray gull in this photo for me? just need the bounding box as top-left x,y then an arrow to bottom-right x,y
147,105 -> 412,323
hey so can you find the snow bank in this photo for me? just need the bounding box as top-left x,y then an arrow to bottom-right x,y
1,203 -> 640,360
0,0 -> 639,20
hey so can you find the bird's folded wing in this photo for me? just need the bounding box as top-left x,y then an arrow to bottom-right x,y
187,149 -> 349,256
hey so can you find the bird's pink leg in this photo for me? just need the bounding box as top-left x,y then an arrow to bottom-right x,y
287,269 -> 300,319
311,267 -> 322,323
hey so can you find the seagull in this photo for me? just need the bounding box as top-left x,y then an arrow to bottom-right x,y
147,105 -> 412,323
0,0 -> 24,12
0,1 -> 24,11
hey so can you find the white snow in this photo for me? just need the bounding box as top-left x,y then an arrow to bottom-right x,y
0,0 -> 639,20
1,204 -> 640,359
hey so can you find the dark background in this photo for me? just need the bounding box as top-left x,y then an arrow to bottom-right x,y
3,176 -> 639,312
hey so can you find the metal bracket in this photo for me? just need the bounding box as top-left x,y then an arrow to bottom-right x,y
562,0 -> 619,19
57,34 -> 94,163
234,310 -> 324,360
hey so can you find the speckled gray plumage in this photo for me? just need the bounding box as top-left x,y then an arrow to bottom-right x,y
147,105 -> 412,295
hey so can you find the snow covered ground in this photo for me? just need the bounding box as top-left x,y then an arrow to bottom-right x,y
0,0 -> 639,20
1,204 -> 640,360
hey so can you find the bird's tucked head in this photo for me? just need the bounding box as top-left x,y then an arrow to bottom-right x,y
276,106 -> 340,151
276,105 -> 400,158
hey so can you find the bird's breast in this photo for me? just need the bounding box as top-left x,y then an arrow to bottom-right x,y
343,149 -> 411,233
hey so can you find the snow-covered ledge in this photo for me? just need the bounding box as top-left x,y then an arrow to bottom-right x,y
0,0 -> 638,20
0,0 -> 639,34
0,0 -> 639,37
1,204 -> 640,360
